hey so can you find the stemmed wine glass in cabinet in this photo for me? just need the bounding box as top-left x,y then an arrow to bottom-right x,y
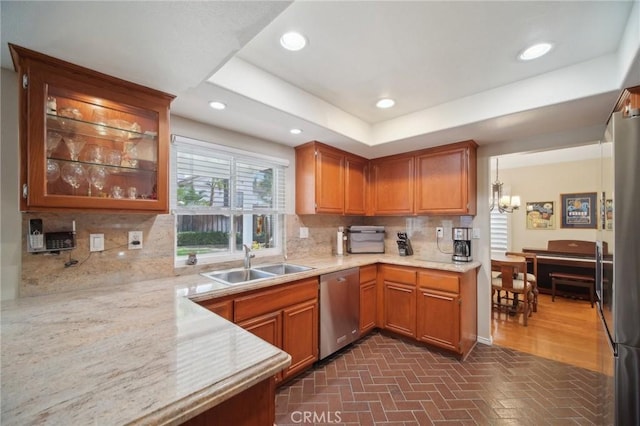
46,131 -> 62,182
88,165 -> 109,196
64,136 -> 86,162
61,162 -> 87,195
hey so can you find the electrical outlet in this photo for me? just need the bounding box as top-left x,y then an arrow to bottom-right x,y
436,227 -> 444,238
89,234 -> 104,252
128,231 -> 143,250
299,227 -> 309,239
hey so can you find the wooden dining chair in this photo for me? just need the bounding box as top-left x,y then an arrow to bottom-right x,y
506,252 -> 538,312
491,258 -> 533,326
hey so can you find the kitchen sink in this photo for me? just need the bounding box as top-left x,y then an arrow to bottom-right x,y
202,268 -> 275,285
252,263 -> 313,275
201,263 -> 313,286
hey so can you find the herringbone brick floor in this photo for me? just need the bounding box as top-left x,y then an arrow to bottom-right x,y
275,331 -> 606,425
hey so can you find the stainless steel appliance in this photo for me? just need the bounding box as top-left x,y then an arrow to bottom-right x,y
452,227 -> 472,262
347,226 -> 385,253
319,267 -> 360,359
596,111 -> 640,425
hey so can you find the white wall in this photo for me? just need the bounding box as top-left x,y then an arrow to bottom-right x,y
499,158 -> 613,252
1,68 -> 21,301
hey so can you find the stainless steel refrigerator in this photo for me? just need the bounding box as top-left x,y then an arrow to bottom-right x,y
596,111 -> 640,425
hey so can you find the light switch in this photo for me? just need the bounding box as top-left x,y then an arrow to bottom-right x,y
299,227 -> 309,239
472,228 -> 481,239
90,234 -> 104,252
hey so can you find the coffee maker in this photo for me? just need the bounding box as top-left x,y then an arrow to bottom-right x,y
452,227 -> 472,262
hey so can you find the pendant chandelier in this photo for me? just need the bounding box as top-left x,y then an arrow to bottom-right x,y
490,158 -> 521,213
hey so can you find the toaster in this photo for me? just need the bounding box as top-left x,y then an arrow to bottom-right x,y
346,226 -> 385,253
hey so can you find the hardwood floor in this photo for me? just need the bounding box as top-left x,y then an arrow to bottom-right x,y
492,292 -> 611,373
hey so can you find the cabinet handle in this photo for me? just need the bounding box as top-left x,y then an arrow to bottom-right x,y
22,184 -> 28,199
22,74 -> 28,89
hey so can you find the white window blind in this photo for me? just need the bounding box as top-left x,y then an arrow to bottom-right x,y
490,209 -> 509,253
171,135 -> 287,214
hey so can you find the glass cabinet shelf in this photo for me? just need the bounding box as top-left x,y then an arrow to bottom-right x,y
11,43 -> 174,213
46,114 -> 158,144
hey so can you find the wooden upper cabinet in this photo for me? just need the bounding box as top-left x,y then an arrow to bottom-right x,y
10,44 -> 174,213
344,154 -> 368,215
295,141 -> 366,215
415,141 -> 477,215
370,154 -> 414,215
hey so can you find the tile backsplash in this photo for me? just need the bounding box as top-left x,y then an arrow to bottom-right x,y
20,212 -> 471,296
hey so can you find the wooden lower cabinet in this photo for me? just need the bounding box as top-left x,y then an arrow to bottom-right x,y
197,278 -> 319,384
381,265 -> 417,338
182,376 -> 275,426
359,264 -> 377,334
282,300 -> 318,380
379,264 -> 478,358
238,311 -> 283,383
234,278 -> 319,383
383,282 -> 417,338
417,288 -> 460,352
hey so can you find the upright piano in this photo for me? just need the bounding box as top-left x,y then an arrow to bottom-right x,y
523,240 -> 612,297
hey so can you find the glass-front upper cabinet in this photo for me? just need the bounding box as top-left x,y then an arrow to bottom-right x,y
10,44 -> 174,213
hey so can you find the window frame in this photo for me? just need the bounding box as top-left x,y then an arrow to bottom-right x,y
171,135 -> 288,267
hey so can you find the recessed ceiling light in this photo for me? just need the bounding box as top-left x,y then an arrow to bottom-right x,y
518,43 -> 553,61
280,32 -> 307,51
376,98 -> 395,109
290,128 -> 303,135
208,101 -> 226,110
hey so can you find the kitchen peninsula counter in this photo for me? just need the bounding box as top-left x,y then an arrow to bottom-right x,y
0,275 -> 290,426
1,254 -> 479,425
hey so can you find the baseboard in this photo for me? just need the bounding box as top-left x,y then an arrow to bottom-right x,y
477,335 -> 493,346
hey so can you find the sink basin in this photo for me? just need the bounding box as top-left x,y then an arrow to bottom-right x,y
253,263 -> 313,275
201,263 -> 313,286
202,268 -> 275,285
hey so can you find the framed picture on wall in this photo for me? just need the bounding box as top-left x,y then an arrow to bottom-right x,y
605,199 -> 613,230
560,192 -> 597,229
526,201 -> 555,229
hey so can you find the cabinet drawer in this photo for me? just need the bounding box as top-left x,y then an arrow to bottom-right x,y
418,271 -> 459,293
360,264 -> 377,284
198,298 -> 233,321
234,278 -> 318,323
382,265 -> 416,285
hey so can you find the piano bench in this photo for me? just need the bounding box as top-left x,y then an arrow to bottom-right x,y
550,272 -> 595,308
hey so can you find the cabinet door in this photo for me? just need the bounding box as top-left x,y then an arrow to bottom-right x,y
371,155 -> 414,215
282,299 -> 318,380
383,282 -> 416,338
360,281 -> 377,334
415,144 -> 476,215
345,154 -> 367,215
315,146 -> 345,214
238,311 -> 283,383
11,44 -> 173,213
417,288 -> 460,352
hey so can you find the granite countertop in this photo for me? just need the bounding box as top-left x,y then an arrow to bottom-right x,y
185,253 -> 482,302
0,254 -> 479,425
0,276 -> 290,426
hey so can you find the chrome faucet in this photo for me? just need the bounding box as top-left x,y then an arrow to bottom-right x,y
243,244 -> 255,269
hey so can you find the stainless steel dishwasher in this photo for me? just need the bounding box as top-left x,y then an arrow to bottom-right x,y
319,267 -> 361,359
